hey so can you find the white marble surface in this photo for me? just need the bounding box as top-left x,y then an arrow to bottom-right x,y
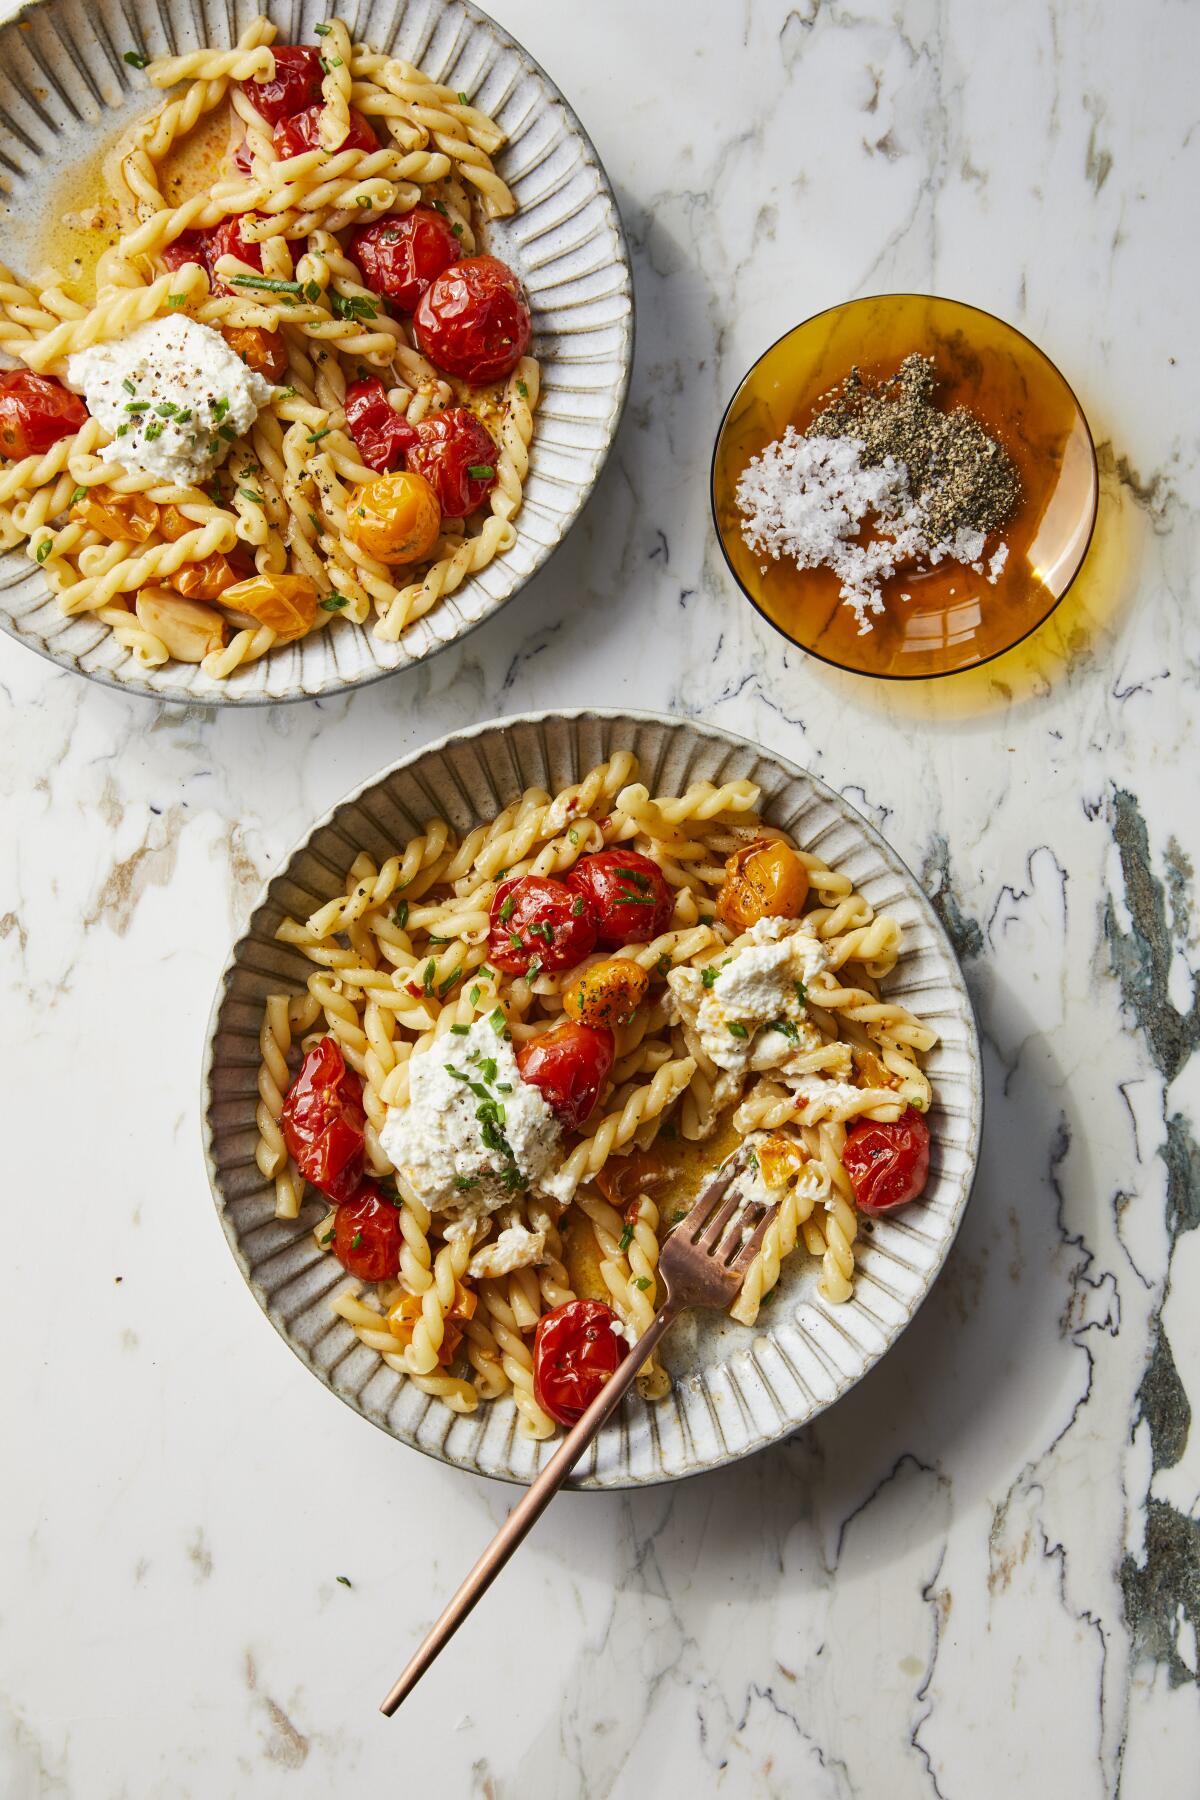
1,0 -> 1197,1794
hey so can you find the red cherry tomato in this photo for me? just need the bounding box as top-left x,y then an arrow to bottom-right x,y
160,229 -> 212,274
350,208 -> 461,312
280,1036 -> 367,1205
240,45 -> 324,125
515,1021 -> 613,1131
488,874 -> 597,975
533,1298 -> 628,1426
413,255 -> 532,385
404,408 -> 498,518
0,371 -> 88,460
842,1108 -> 931,1215
332,1184 -> 402,1281
231,139 -> 255,177
343,376 -> 416,473
565,850 -> 673,945
273,104 -> 377,159
207,215 -> 265,284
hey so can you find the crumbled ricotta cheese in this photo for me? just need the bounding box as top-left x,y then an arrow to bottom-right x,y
67,315 -> 273,486
737,1129 -> 831,1211
669,918 -> 828,1074
790,1074 -> 871,1121
379,1017 -> 561,1222
467,1223 -> 546,1279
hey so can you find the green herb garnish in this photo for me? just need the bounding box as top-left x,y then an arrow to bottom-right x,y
394,900 -> 409,928
727,1021 -> 749,1039
123,49 -> 149,69
319,592 -> 349,611
467,463 -> 494,479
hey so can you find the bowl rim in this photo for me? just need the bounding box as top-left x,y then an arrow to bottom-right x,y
0,0 -> 635,707
709,290 -> 1100,683
201,706 -> 984,1489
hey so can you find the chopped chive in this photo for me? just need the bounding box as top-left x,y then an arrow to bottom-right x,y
239,487 -> 265,506
124,401 -> 149,413
468,984 -> 482,1005
618,1223 -> 633,1252
450,1023 -> 469,1035
319,592 -> 349,611
155,402 -> 178,417
394,899 -> 409,928
143,420 -> 163,440
306,427 -> 331,443
457,90 -> 469,104
121,377 -> 136,396
489,1007 -> 506,1033
123,49 -> 150,69
451,222 -> 464,239
68,485 -> 87,505
314,20 -> 332,33
304,280 -> 322,303
166,294 -> 188,308
467,463 -> 494,479
727,1021 -> 749,1039
229,274 -> 303,295
35,538 -> 52,563
634,1276 -> 651,1291
516,379 -> 529,399
335,1574 -> 352,1587
437,966 -> 462,997
421,958 -> 436,995
351,1231 -> 363,1250
211,396 -> 230,421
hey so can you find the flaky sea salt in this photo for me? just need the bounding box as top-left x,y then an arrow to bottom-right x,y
735,428 -> 1011,633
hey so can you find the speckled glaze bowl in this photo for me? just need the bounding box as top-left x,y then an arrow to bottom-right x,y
0,0 -> 632,703
203,711 -> 983,1489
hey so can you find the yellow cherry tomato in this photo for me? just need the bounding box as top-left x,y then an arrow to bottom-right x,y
345,469 -> 441,565
562,957 -> 650,1031
218,572 -> 318,644
715,838 -> 809,931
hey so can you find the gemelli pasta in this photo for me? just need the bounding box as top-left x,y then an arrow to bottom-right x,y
0,16 -> 539,676
258,753 -> 939,1437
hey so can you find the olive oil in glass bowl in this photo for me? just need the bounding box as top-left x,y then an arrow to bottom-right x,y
711,294 -> 1098,681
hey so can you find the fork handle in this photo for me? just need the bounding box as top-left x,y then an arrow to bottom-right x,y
379,1301 -> 678,1716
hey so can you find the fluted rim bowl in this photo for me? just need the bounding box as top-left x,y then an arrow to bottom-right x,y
203,709 -> 984,1489
0,0 -> 633,704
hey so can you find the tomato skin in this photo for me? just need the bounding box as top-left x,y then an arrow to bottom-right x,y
488,874 -> 597,975
280,1036 -> 367,1205
160,230 -> 212,274
413,255 -> 532,384
208,215 -> 265,283
332,1185 -> 402,1281
344,377 -> 417,473
842,1108 -> 931,1215
404,408 -> 499,518
350,209 -> 461,312
533,1298 -> 628,1426
565,850 -> 673,946
0,371 -> 88,460
240,45 -> 325,124
516,1021 -> 613,1131
273,104 -> 377,159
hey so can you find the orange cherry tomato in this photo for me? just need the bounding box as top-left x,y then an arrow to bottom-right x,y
345,469 -> 441,564
167,552 -> 243,601
72,488 -> 160,543
715,839 -> 809,932
562,958 -> 649,1031
218,572 -> 318,643
222,325 -> 288,382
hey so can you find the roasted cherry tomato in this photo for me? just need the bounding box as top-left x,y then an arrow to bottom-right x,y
488,874 -> 597,975
167,552 -> 243,601
533,1298 -> 628,1426
565,849 -> 672,946
413,254 -> 532,384
562,957 -> 649,1031
273,104 -> 378,159
345,468 -> 441,563
240,45 -> 324,125
386,1281 -> 476,1364
207,215 -> 265,283
222,324 -> 288,382
160,229 -> 213,274
716,838 -> 809,932
350,208 -> 461,312
280,1036 -> 367,1204
0,371 -> 87,460
405,407 -> 499,518
595,1149 -> 671,1209
842,1108 -> 931,1216
516,1021 -> 613,1131
231,139 -> 256,178
343,376 -> 416,474
332,1184 -> 402,1281
219,572 -> 318,643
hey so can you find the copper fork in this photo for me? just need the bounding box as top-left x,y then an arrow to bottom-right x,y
379,1149 -> 775,1716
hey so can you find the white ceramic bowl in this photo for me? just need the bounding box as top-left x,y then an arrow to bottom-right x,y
0,0 -> 633,702
203,711 -> 983,1488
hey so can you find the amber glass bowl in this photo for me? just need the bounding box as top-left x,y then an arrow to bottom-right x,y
711,294 -> 1099,680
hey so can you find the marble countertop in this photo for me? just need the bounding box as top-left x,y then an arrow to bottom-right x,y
2,0 -> 1196,1794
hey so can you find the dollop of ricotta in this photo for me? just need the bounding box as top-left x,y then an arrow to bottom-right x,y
379,1017 -> 562,1226
468,1223 -> 547,1280
668,917 -> 828,1074
67,315 -> 273,486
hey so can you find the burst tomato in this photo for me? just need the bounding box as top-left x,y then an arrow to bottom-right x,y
280,1036 -> 367,1204
565,850 -> 672,945
273,104 -> 377,159
404,408 -> 499,518
533,1298 -> 628,1426
515,1021 -> 613,1131
343,376 -> 416,473
0,371 -> 88,460
350,208 -> 461,312
413,255 -> 532,384
207,215 -> 265,282
160,230 -> 212,274
842,1109 -> 931,1215
332,1184 -> 402,1281
240,45 -> 324,125
488,874 -> 597,975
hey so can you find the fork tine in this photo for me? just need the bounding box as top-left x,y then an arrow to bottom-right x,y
716,1201 -> 767,1266
681,1168 -> 737,1239
730,1205 -> 778,1272
696,1185 -> 744,1253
